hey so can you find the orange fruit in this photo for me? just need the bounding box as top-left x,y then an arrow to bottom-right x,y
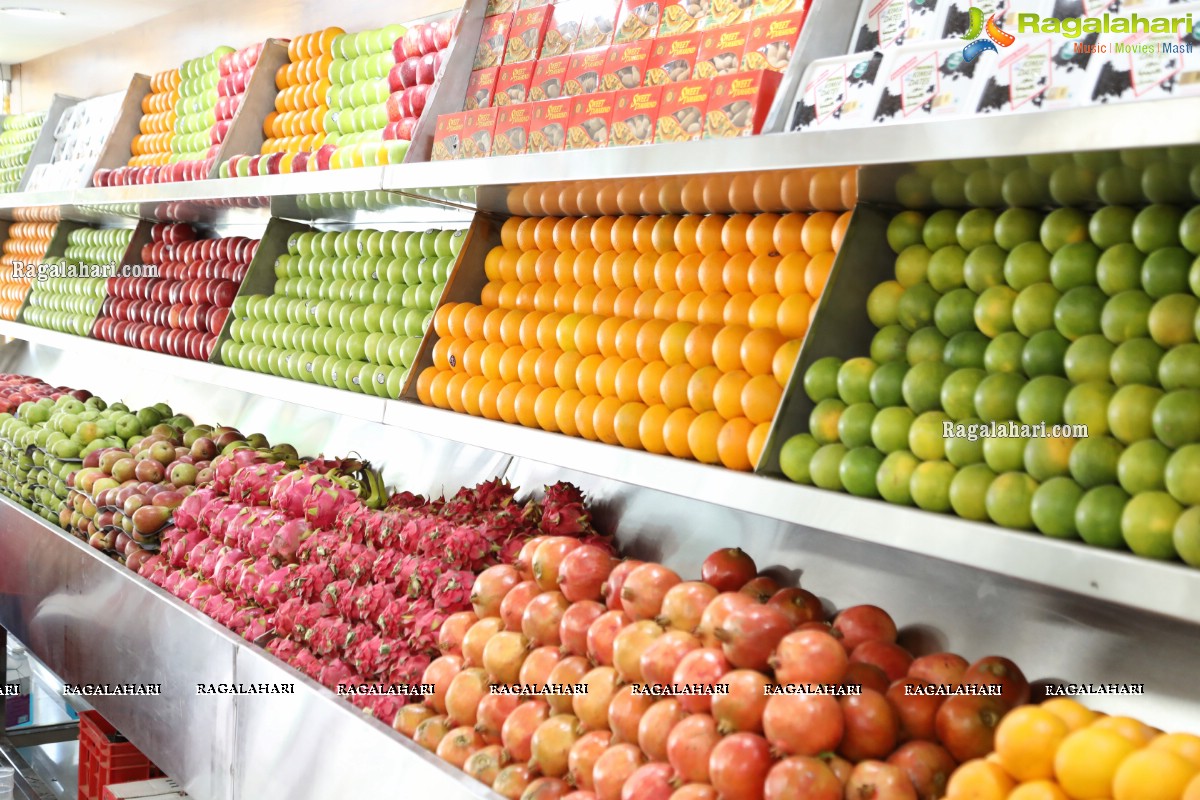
742,374 -> 783,425
747,421 -> 771,467
688,410 -> 725,463
637,361 -> 671,405
1186,773 -> 1200,800
552,217 -> 576,252
720,252 -> 751,295
615,359 -> 646,403
611,216 -> 639,252
595,356 -> 624,398
596,315 -> 627,357
663,407 -> 697,457
674,215 -> 703,255
574,314 -> 604,356
592,285 -> 620,316
614,402 -> 648,449
555,389 -> 584,436
594,251 -> 620,288
613,287 -> 641,318
461,340 -> 488,376
944,759 -> 1015,800
554,250 -> 578,285
515,251 -> 540,283
805,251 -> 835,298
741,329 -> 786,376
660,364 -> 696,411
535,349 -> 563,388
661,321 -> 696,367
699,251 -> 732,294
639,404 -> 672,454
1113,748 -> 1197,800
1092,716 -> 1158,745
747,213 -> 781,256
593,396 -> 623,444
575,394 -> 602,439
461,376 -> 488,415
802,211 -> 839,255
633,288 -> 663,321
713,325 -> 751,373
573,250 -> 598,286
687,366 -> 721,413
497,282 -> 522,310
652,215 -> 681,254
517,348 -> 543,385
1151,734 -> 1200,769
480,281 -> 503,308
514,384 -> 541,427
445,373 -> 470,413
684,324 -> 720,369
429,371 -> 454,409
554,284 -> 579,314
416,367 -> 437,405
591,216 -> 618,252
696,293 -> 729,326
831,210 -> 853,252
484,248 -> 505,281
497,250 -> 521,282
636,319 -> 672,362
746,255 -> 780,296
574,285 -> 601,315
499,347 -> 525,383
463,306 -> 489,340
576,354 -> 604,395
534,386 -> 564,431
748,294 -> 784,330
479,379 -> 505,420
447,338 -> 470,372
633,216 -> 659,254
696,214 -> 727,255
777,294 -> 814,339
1041,699 -> 1098,733
434,303 -> 456,337
534,217 -> 558,251
554,350 -> 584,390
1007,782 -> 1069,800
571,218 -> 596,252
713,371 -> 752,419
717,417 -> 755,470
481,342 -> 507,380
516,217 -> 539,251
654,290 -> 684,322
519,310 -> 546,348
535,251 -> 559,284
721,213 -> 754,254
615,319 -> 645,360
724,292 -> 756,327
633,252 -> 659,291
447,304 -> 472,338
1054,728 -> 1140,799
654,252 -> 683,292
536,313 -> 565,350
772,339 -> 801,387
995,707 -> 1069,782
674,254 -> 702,295
556,313 -> 583,351
679,176 -> 708,214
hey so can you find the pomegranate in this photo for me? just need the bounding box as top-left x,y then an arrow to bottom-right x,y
621,763 -> 676,800
568,730 -> 613,790
832,605 -> 898,652
670,786 -> 718,800
515,536 -> 546,580
640,630 -> 701,686
602,559 -> 644,611
716,602 -> 793,670
934,695 -> 1006,762
565,792 -> 599,800
637,699 -> 688,762
709,732 -> 773,800
587,610 -> 632,666
523,591 -> 571,647
838,689 -> 899,762
464,744 -> 507,786
888,740 -> 957,800
523,777 -> 571,800
438,610 -> 479,657
845,760 -> 919,800
762,692 -> 844,756
533,536 -> 584,591
767,587 -> 825,626
657,581 -> 719,632
500,580 -> 543,631
436,725 -> 484,768
621,563 -> 682,620
696,591 -> 755,647
559,544 -> 616,602
575,667 -> 620,731
908,652 -> 969,686
546,656 -> 591,714
667,713 -> 721,784
472,564 -> 521,617
493,764 -> 536,799
421,655 -> 464,714
560,600 -> 606,657
445,667 -> 490,726
501,699 -> 550,762
845,661 -> 891,694
476,693 -> 521,744
413,714 -> 453,752
463,617 -> 505,667
886,678 -> 943,741
613,620 -> 666,683
739,575 -> 781,603
393,703 -> 435,738
770,629 -> 849,686
763,756 -> 842,800
962,656 -> 1029,710
531,714 -> 581,777
712,669 -> 771,734
822,753 -> 853,783
521,646 -> 564,692
671,647 -> 732,713
592,743 -> 646,800
701,547 -> 757,591
608,684 -> 655,744
852,640 -> 915,682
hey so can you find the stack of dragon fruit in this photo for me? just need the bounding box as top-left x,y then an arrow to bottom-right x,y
135,447 -> 608,725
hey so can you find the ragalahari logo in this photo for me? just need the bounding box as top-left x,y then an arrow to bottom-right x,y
961,7 -> 1016,62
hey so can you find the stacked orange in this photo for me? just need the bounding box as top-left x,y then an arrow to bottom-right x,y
261,27 -> 342,156
130,69 -> 181,167
0,218 -> 57,320
946,699 -> 1200,800
418,210 -> 850,470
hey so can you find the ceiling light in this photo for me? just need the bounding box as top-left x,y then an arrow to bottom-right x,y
0,7 -> 66,19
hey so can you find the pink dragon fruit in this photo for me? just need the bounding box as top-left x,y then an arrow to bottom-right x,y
301,477 -> 359,530
344,583 -> 396,625
361,695 -> 405,726
431,570 -> 474,608
346,635 -> 400,677
267,637 -> 301,662
307,616 -> 353,656
405,558 -> 443,599
273,597 -> 306,638
329,541 -> 369,576
163,570 -> 186,595
335,502 -> 371,544
375,596 -> 419,639
236,557 -> 272,600
320,579 -> 354,612
292,648 -> 324,680
297,532 -> 343,565
197,497 -> 231,537
298,561 -> 336,602
286,604 -> 331,642
204,594 -> 238,627
364,514 -> 391,549
212,549 -> 248,592
540,481 -> 594,537
387,490 -> 427,510
212,449 -> 276,494
441,526 -> 493,570
392,554 -> 422,588
242,615 -> 271,642
256,564 -> 303,610
317,657 -> 356,691
169,529 -> 207,569
188,582 -> 219,609
393,520 -> 425,556
146,561 -> 171,587
210,503 -> 246,546
269,470 -> 306,517
174,488 -> 217,531
185,538 -> 219,572
268,517 -> 315,565
198,545 -> 230,580
496,535 -> 527,566
371,550 -> 404,584
386,649 -> 431,691
226,605 -> 256,634
414,519 -> 454,557
137,553 -> 166,578
408,604 -> 445,654
230,461 -> 291,507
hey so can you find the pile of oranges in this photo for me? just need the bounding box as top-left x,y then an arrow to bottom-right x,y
0,217 -> 57,320
261,27 -> 342,155
947,699 -> 1200,800
130,69 -> 181,168
418,210 -> 850,470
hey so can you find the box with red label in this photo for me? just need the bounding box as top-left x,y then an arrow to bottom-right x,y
459,107 -> 498,158
567,91 -> 616,148
495,61 -> 536,105
494,103 -> 534,155
742,11 -> 805,73
465,67 -> 500,110
655,78 -> 711,142
645,32 -> 703,85
614,0 -> 667,43
528,98 -> 572,152
530,55 -> 571,100
601,41 -> 653,91
432,112 -> 467,160
704,69 -> 780,137
751,0 -> 807,20
693,23 -> 749,79
610,86 -> 662,146
518,0 -> 550,8
576,0 -> 620,50
656,0 -> 707,38
475,14 -> 513,70
485,0 -> 517,15
506,6 -> 553,64
564,47 -> 610,95
541,0 -> 586,57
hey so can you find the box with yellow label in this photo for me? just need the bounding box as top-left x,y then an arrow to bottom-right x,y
694,24 -> 749,79
602,41 -> 653,91
432,113 -> 467,161
707,0 -> 754,29
657,0 -> 708,38
567,91 -> 617,148
564,48 -> 610,95
704,69 -> 780,138
496,61 -> 536,105
475,14 -> 513,70
494,103 -> 535,155
506,6 -> 552,64
742,11 -> 806,73
541,0 -> 586,57
529,98 -> 572,152
465,67 -> 500,110
530,55 -> 572,100
655,78 -> 711,142
459,107 -> 498,159
614,0 -> 667,43
610,86 -> 662,146
645,32 -> 703,84
576,0 -> 620,50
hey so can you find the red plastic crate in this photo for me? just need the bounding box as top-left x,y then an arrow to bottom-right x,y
77,711 -> 164,800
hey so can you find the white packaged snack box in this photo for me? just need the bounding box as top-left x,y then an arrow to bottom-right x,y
1085,1 -> 1200,104
1047,0 -> 1175,17
974,33 -> 1100,112
850,0 -> 949,53
789,50 -> 889,130
872,38 -> 995,123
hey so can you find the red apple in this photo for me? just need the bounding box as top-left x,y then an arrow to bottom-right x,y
314,144 -> 338,170
207,306 -> 230,335
211,280 -> 238,308
397,117 -> 418,140
417,52 -> 438,85
264,152 -> 285,175
419,25 -> 438,56
400,27 -> 423,59
434,19 -> 453,50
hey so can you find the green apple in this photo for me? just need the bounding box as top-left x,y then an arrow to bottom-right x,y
433,256 -> 455,283
266,348 -> 284,376
386,367 -> 408,398
401,260 -> 421,285
337,303 -> 356,331
330,359 -> 352,390
399,336 -> 421,367
349,306 -> 369,333
347,332 -> 369,361
114,414 -> 141,439
414,283 -> 436,311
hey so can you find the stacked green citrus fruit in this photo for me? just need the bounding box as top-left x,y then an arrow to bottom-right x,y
780,204 -> 1200,567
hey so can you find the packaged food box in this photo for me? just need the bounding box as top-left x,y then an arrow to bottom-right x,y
1086,2 -> 1200,104
567,91 -> 617,147
565,47 -> 611,94
973,34 -> 1093,114
850,0 -> 947,53
476,14 -> 513,70
657,0 -> 707,38
496,61 -> 537,105
529,98 -> 573,151
646,32 -> 704,84
602,41 -> 654,90
707,0 -> 756,28
742,11 -> 806,73
873,39 -> 993,124
610,85 -> 663,144
1049,0 -> 1170,17
459,107 -> 499,158
577,0 -> 620,49
465,67 -> 501,110
506,6 -> 553,63
519,0 -> 551,8
694,23 -> 750,79
789,50 -> 888,131
531,55 -> 572,100
704,69 -> 782,137
432,112 -> 468,160
542,0 -> 586,57
614,0 -> 667,43
486,0 -> 518,15
494,103 -> 534,154
751,0 -> 808,20
655,78 -> 711,141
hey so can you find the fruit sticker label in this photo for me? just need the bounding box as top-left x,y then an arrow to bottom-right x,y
872,0 -> 911,48
810,64 -> 849,123
894,52 -> 940,116
1003,39 -> 1053,109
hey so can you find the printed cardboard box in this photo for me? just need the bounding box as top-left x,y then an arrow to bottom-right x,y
432,112 -> 467,159
496,61 -> 537,105
974,33 -> 1096,114
530,54 -> 572,100
704,69 -> 781,137
486,0 -> 517,16
1085,2 -> 1200,104
645,32 -> 704,84
459,107 -> 499,158
655,78 -> 711,141
694,23 -> 750,78
602,41 -> 654,90
610,85 -> 663,144
850,0 -> 947,52
542,0 -> 587,57
657,0 -> 708,38
751,0 -> 808,20
873,39 -> 993,124
742,11 -> 806,73
506,6 -> 553,64
707,0 -> 755,28
494,103 -> 534,154
465,67 -> 500,110
614,0 -> 667,43
564,47 -> 611,94
529,98 -> 572,151
789,50 -> 887,131
475,14 -> 513,70
567,91 -> 617,147
577,0 -> 620,49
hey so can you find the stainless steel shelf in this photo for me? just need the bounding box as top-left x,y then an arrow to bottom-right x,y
0,498 -> 496,800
